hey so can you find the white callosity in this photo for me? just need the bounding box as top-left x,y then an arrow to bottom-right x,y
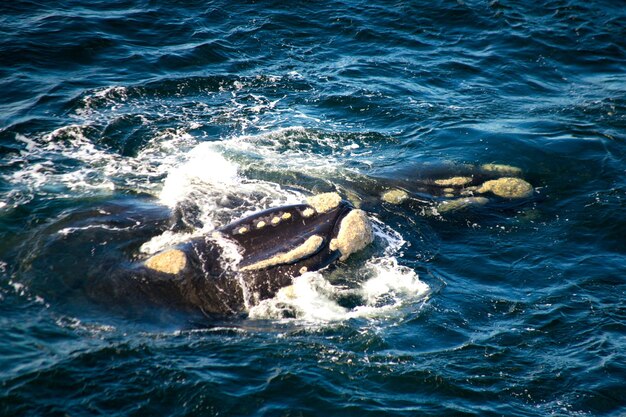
477,177 -> 533,199
240,235 -> 324,271
437,196 -> 489,213
433,176 -> 473,187
145,249 -> 187,274
381,189 -> 409,204
329,209 -> 374,261
306,192 -> 342,213
480,163 -> 522,177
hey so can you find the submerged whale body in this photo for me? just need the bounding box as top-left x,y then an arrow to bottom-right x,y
89,193 -> 373,317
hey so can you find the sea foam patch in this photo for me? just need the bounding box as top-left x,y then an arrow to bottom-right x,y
2,126 -> 197,209
248,257 -> 429,322
215,127 -> 378,180
159,142 -> 239,208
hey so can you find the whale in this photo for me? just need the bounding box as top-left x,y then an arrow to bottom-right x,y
17,162 -> 535,320
289,162 -> 538,213
87,193 -> 373,317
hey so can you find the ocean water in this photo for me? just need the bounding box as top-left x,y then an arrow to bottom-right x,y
1,0 -> 625,416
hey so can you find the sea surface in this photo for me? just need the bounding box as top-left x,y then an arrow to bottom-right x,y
1,1 -> 625,416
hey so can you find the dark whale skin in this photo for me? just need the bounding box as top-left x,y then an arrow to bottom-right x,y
88,200 -> 354,317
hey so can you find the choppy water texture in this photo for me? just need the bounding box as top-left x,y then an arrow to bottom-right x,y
1,1 -> 625,416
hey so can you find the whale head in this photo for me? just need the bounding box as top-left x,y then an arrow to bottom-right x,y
218,193 -> 373,301
142,193 -> 374,315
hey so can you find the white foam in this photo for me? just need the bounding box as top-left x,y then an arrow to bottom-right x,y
248,272 -> 348,321
248,256 -> 429,323
3,80 -> 363,210
5,278 -> 49,307
371,217 -> 407,256
77,86 -> 129,116
55,316 -> 116,333
357,257 -> 429,311
58,224 -> 131,236
159,142 -> 239,208
138,230 -> 197,254
2,125 -> 198,209
215,127 -> 354,177
5,127 -> 120,205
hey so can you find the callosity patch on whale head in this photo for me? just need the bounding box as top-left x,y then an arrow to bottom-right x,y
240,235 -> 324,271
434,176 -> 473,187
329,209 -> 374,261
480,163 -> 522,177
437,196 -> 489,213
381,189 -> 408,204
306,192 -> 342,213
145,249 -> 187,274
477,177 -> 533,199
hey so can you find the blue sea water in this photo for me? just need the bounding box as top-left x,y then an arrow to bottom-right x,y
1,0 -> 625,415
